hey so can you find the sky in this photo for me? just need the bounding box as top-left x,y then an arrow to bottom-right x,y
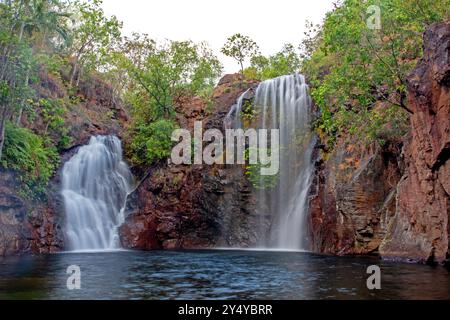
101,0 -> 336,74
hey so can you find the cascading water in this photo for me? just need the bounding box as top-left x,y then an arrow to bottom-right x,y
226,73 -> 316,250
62,136 -> 134,251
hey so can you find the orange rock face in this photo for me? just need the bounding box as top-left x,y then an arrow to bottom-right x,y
309,23 -> 450,264
380,23 -> 450,264
308,141 -> 402,256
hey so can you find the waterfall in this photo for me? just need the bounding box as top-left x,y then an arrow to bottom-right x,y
226,73 -> 316,250
62,136 -> 134,251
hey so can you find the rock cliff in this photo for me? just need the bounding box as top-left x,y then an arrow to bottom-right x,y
1,23 -> 448,266
120,75 -> 260,250
379,23 -> 450,264
0,71 -> 128,256
309,22 -> 450,264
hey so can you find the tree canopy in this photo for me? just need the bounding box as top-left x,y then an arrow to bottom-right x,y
112,34 -> 223,165
1,0 -> 449,198
221,33 -> 260,74
245,44 -> 301,80
302,0 -> 450,147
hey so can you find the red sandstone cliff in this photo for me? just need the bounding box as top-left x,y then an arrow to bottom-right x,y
119,75 -> 260,250
0,71 -> 129,256
380,23 -> 450,264
309,22 -> 450,264
1,24 -> 449,264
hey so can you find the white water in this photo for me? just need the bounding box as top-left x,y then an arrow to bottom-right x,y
62,136 -> 134,251
226,74 -> 316,250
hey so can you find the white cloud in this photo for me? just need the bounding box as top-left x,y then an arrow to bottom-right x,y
102,0 -> 335,74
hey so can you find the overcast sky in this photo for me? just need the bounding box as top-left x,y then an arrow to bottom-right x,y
101,0 -> 336,74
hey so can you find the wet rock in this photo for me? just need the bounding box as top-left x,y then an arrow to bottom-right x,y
1,69 -> 129,256
120,214 -> 159,250
309,141 -> 402,255
0,169 -> 63,256
120,74 -> 259,250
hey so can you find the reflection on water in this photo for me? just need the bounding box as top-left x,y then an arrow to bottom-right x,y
1,250 -> 449,300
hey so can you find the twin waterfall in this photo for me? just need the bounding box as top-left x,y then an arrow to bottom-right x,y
61,74 -> 315,252
62,136 -> 134,251
227,74 -> 316,250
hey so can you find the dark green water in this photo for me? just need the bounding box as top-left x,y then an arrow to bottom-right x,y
0,250 -> 449,300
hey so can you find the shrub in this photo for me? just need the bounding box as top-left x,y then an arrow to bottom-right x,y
128,119 -> 177,166
1,122 -> 59,199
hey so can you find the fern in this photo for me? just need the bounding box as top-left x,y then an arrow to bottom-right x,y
2,122 -> 59,200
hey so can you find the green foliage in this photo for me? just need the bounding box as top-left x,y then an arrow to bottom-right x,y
18,0 -> 71,44
244,147 -> 279,190
117,36 -> 222,120
38,98 -> 71,149
67,0 -> 122,85
115,35 -> 222,166
128,119 -> 177,166
35,52 -> 65,76
221,33 -> 260,74
0,80 -> 10,104
302,0 -> 450,148
246,44 -> 301,80
0,1 -> 89,197
2,122 -> 59,199
241,99 -> 258,121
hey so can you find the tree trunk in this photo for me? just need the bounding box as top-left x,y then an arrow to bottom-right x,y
239,61 -> 245,88
70,41 -> 89,87
0,106 -> 8,162
76,65 -> 82,87
0,46 -> 11,80
18,22 -> 25,42
16,72 -> 29,125
69,61 -> 78,87
42,30 -> 48,47
15,108 -> 23,126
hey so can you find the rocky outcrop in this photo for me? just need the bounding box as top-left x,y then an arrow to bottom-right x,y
0,169 -> 63,256
26,71 -> 129,148
120,75 -> 260,250
0,169 -> 31,256
379,23 -> 450,264
309,22 -> 450,264
0,70 -> 129,256
309,141 -> 402,255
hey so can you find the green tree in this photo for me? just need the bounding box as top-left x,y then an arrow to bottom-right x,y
246,44 -> 301,80
16,1 -> 71,124
67,0 -> 121,86
0,0 -> 70,159
14,0 -> 70,44
115,35 -> 223,165
128,119 -> 176,166
117,36 -> 222,120
221,33 -> 260,74
302,0 -> 450,147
